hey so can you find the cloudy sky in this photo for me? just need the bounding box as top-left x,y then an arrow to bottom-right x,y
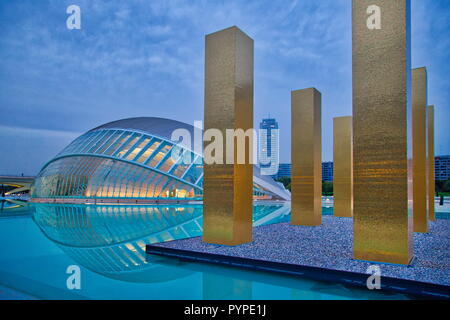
0,0 -> 449,175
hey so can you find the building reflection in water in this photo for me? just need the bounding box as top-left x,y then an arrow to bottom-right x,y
0,200 -> 33,217
32,203 -> 290,285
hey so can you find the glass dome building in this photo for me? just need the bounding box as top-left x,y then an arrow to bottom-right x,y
31,117 -> 290,203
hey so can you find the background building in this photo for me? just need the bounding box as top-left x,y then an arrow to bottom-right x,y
274,163 -> 292,179
258,118 -> 279,176
31,117 -> 290,203
435,155 -> 450,180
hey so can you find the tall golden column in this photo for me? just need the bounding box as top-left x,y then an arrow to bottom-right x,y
203,26 -> 254,245
412,67 -> 428,233
428,106 -> 435,221
291,88 -> 322,226
352,0 -> 412,264
333,116 -> 353,218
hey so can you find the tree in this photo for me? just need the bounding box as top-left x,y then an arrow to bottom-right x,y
436,180 -> 445,194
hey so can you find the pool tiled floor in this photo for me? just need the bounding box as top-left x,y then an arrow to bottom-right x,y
153,216 -> 450,287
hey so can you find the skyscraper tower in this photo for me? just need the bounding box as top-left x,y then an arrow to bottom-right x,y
259,118 -> 279,176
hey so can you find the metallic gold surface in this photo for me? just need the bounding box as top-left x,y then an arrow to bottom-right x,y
427,106 -> 435,221
291,88 -> 322,226
352,0 -> 412,264
333,116 -> 353,217
203,26 -> 254,245
412,67 -> 428,233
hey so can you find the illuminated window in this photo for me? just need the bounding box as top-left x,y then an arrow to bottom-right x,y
136,139 -> 161,164
116,134 -> 141,158
147,144 -> 172,168
96,131 -> 122,154
104,132 -> 130,156
125,138 -> 150,161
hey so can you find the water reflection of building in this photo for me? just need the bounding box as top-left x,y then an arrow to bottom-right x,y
31,117 -> 290,204
32,203 -> 290,281
272,163 -> 334,181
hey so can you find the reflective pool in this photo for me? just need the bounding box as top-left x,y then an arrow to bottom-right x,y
0,202 -> 414,300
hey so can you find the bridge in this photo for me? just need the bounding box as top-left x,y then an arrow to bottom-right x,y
0,175 -> 35,196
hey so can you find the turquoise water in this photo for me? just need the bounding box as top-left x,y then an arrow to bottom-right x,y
0,201 -> 412,300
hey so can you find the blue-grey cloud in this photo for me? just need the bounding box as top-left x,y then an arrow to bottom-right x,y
0,0 -> 448,174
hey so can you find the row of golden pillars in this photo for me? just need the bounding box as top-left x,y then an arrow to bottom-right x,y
202,0 -> 436,264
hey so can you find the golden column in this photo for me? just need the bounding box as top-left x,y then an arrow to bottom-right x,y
333,116 -> 353,218
412,67 -> 428,233
428,106 -> 435,221
203,26 -> 254,245
352,0 -> 412,264
291,88 -> 322,226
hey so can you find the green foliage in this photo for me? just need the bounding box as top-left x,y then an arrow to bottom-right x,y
436,179 -> 450,195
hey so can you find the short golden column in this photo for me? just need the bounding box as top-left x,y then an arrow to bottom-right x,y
428,106 -> 435,221
202,26 -> 254,245
412,67 -> 428,233
291,88 -> 322,226
352,0 -> 412,264
333,116 -> 353,217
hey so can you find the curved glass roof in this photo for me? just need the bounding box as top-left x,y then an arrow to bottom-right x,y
91,117 -> 200,149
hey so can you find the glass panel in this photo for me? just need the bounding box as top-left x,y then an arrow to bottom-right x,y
132,169 -> 148,197
104,132 -> 130,156
91,130 -> 116,154
144,172 -> 159,197
72,132 -> 96,154
125,137 -> 150,161
139,173 -> 153,198
157,152 -> 176,172
136,139 -> 161,164
183,163 -> 203,184
58,134 -> 86,156
116,134 -> 141,158
153,175 -> 169,197
170,164 -> 188,178
87,130 -> 112,153
79,131 -> 104,153
170,150 -> 193,177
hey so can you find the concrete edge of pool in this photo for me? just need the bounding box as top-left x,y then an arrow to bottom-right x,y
145,245 -> 450,300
